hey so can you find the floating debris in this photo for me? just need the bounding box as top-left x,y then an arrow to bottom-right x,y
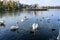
40,19 -> 42,21
51,14 -> 53,16
57,19 -> 60,21
36,18 -> 38,21
42,17 -> 44,19
51,28 -> 56,32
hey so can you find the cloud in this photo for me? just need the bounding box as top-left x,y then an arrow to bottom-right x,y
19,0 -> 60,6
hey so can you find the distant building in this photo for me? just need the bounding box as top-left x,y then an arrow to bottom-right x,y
16,1 -> 20,7
3,0 -> 8,5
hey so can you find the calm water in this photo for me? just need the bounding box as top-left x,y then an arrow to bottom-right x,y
0,9 -> 60,40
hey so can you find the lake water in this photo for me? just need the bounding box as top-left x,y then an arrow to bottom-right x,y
0,9 -> 60,40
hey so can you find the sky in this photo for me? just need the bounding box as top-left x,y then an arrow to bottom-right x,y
19,0 -> 60,6
1,0 -> 60,6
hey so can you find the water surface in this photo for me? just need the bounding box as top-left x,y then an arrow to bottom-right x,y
0,9 -> 60,40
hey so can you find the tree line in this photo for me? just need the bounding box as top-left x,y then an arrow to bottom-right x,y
0,1 -> 22,11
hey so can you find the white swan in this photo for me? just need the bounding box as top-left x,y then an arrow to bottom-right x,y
30,23 -> 38,34
21,16 -> 28,22
10,22 -> 19,31
32,23 -> 38,31
57,30 -> 60,40
0,20 -> 5,26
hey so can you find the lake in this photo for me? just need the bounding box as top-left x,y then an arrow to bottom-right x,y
0,9 -> 60,40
